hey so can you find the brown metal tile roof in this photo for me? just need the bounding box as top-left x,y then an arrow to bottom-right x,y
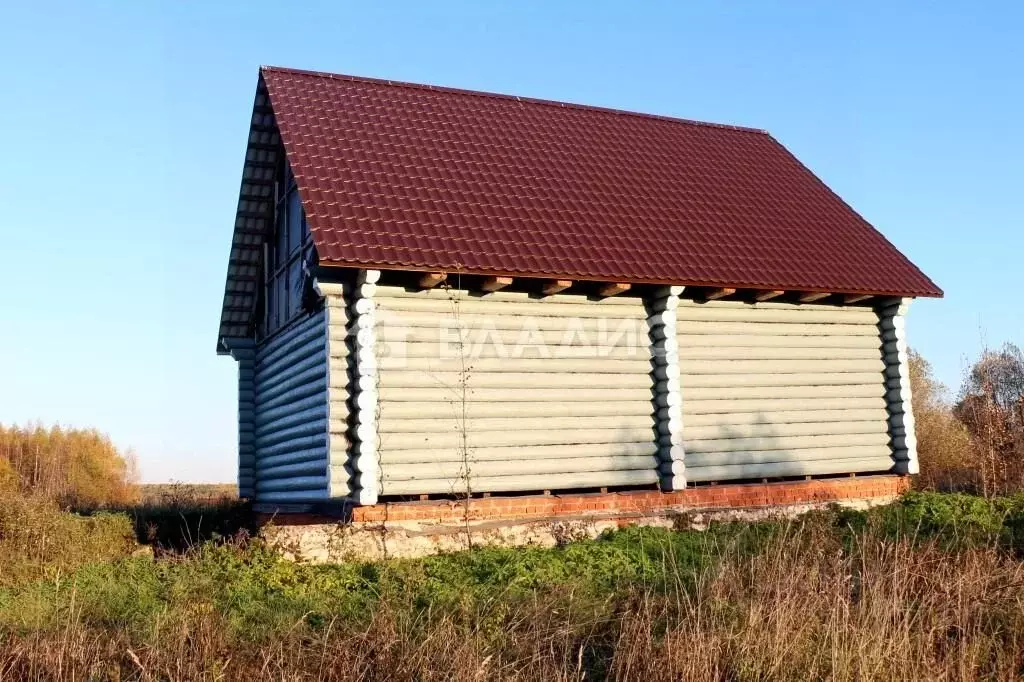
218,65 -> 941,346
264,66 -> 940,297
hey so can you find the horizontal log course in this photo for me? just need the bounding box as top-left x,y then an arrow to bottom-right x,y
376,285 -> 640,306
256,311 -> 325,355
377,441 -> 659,465
678,299 -> 871,313
254,393 -> 327,426
374,371 -> 654,389
381,341 -> 650,361
675,321 -> 878,337
377,414 -> 653,434
676,333 -> 882,349
382,455 -> 660,482
379,400 -> 654,420
257,353 -> 327,395
684,419 -> 887,442
255,419 -> 327,448
684,383 -> 886,401
685,431 -> 890,454
258,433 -> 328,460
681,396 -> 888,415
684,408 -> 889,428
374,311 -> 649,334
373,356 -> 653,375
257,460 -> 327,480
256,447 -> 330,471
675,305 -> 878,325
329,399 -> 350,417
256,338 -> 326,385
683,444 -> 892,467
380,469 -> 660,496
685,456 -> 894,482
255,476 -> 331,493
373,325 -> 651,350
256,331 -> 325,375
256,490 -> 331,503
254,405 -> 328,436
379,426 -> 656,450
677,345 -> 882,361
375,296 -> 647,319
328,354 -> 350,375
374,386 -> 656,403
315,280 -> 347,297
257,366 -> 328,407
681,358 -> 883,375
680,372 -> 884,389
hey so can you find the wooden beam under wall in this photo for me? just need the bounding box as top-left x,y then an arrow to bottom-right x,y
843,294 -> 873,304
542,279 -> 573,295
598,282 -> 631,297
754,289 -> 785,301
481,276 -> 512,292
798,291 -> 831,303
418,272 -> 447,289
705,287 -> 736,300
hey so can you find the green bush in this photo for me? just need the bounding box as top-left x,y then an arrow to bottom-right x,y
0,496 -> 137,587
833,491 -> 1024,552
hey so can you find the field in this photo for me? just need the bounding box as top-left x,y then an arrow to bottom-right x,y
2,491 -> 1024,680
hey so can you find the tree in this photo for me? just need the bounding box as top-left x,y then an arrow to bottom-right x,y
908,349 -> 976,490
954,343 -> 1024,494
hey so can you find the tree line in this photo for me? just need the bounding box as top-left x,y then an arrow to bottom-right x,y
0,424 -> 137,507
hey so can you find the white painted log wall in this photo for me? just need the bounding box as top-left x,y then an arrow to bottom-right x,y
251,310 -> 330,502
676,299 -> 894,482
316,280 -> 352,498
372,285 -> 658,495
346,271 -> 382,505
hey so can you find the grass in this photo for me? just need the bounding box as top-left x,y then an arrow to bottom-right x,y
2,492 -> 1024,679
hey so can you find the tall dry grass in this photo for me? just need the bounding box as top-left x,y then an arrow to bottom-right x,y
2,518 -> 1022,681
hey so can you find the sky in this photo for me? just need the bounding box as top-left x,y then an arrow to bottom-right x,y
0,1 -> 1021,483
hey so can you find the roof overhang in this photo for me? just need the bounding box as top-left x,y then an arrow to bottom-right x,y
216,76 -> 279,354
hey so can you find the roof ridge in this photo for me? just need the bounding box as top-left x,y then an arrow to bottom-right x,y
259,64 -> 770,136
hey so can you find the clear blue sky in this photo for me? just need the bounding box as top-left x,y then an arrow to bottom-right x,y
1,2 -> 1020,482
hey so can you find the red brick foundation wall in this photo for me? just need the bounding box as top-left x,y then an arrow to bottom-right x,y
349,475 -> 909,524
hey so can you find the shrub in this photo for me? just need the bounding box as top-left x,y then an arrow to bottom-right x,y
0,497 -> 137,588
909,350 -> 980,491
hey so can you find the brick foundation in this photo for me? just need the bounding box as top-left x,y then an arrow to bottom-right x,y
258,475 -> 908,561
349,474 -> 909,524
